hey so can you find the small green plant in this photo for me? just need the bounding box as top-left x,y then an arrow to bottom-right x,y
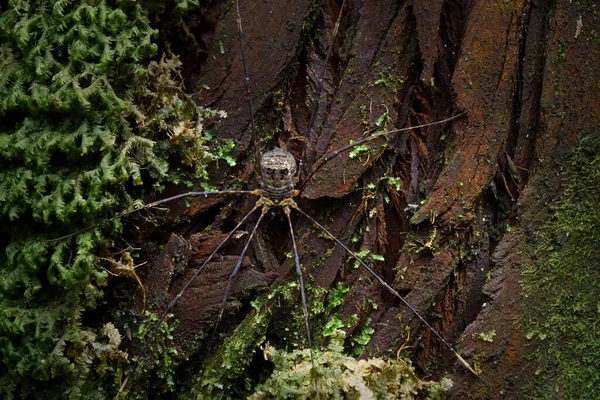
326,282 -> 350,310
349,141 -> 372,159
386,176 -> 403,191
350,317 -> 375,356
473,330 -> 496,343
352,249 -> 384,268
322,315 -> 346,336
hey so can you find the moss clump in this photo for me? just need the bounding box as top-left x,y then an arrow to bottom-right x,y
0,0 -> 221,397
522,131 -> 600,398
250,330 -> 452,400
122,311 -> 180,399
184,300 -> 273,400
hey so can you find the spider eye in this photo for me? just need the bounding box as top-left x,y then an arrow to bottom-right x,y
281,168 -> 288,175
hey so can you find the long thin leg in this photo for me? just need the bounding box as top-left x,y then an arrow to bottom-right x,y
294,205 -> 498,397
209,209 -> 266,349
300,0 -> 347,177
285,209 -> 320,397
49,189 -> 258,242
116,204 -> 260,397
297,113 -> 465,194
235,0 -> 261,177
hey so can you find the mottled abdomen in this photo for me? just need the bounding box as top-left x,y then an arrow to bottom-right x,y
259,148 -> 297,203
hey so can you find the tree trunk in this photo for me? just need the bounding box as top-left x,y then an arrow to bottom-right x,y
138,0 -> 600,398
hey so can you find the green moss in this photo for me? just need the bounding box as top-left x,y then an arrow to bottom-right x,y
0,1 -> 223,397
249,330 -> 451,399
185,297 -> 273,400
521,130 -> 600,398
123,312 -> 180,399
183,274 -> 364,399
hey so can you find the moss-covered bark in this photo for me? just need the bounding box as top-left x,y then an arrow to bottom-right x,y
0,0 -> 223,398
4,0 -> 599,398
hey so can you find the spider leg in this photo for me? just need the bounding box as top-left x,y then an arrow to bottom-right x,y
48,189 -> 258,242
116,203 -> 260,398
300,0 -> 347,179
293,205 -> 499,398
235,0 -> 260,177
285,208 -> 320,398
297,113 -> 465,194
209,209 -> 266,349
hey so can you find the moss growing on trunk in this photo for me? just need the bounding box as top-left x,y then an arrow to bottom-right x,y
522,131 -> 600,398
0,1 -> 222,397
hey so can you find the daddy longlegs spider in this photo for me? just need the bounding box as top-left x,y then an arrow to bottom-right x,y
53,0 -> 498,398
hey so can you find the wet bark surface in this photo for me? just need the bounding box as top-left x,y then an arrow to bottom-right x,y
122,0 -> 600,398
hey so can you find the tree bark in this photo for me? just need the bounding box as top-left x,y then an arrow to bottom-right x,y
138,0 -> 600,398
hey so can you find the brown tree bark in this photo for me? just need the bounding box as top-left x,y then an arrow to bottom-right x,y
136,0 -> 600,398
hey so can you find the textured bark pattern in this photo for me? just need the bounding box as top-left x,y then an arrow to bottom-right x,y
133,0 -> 600,398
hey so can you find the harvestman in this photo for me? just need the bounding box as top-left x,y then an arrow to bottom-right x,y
52,0 -> 494,397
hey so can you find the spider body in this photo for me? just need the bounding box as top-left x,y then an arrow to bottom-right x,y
258,148 -> 298,204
